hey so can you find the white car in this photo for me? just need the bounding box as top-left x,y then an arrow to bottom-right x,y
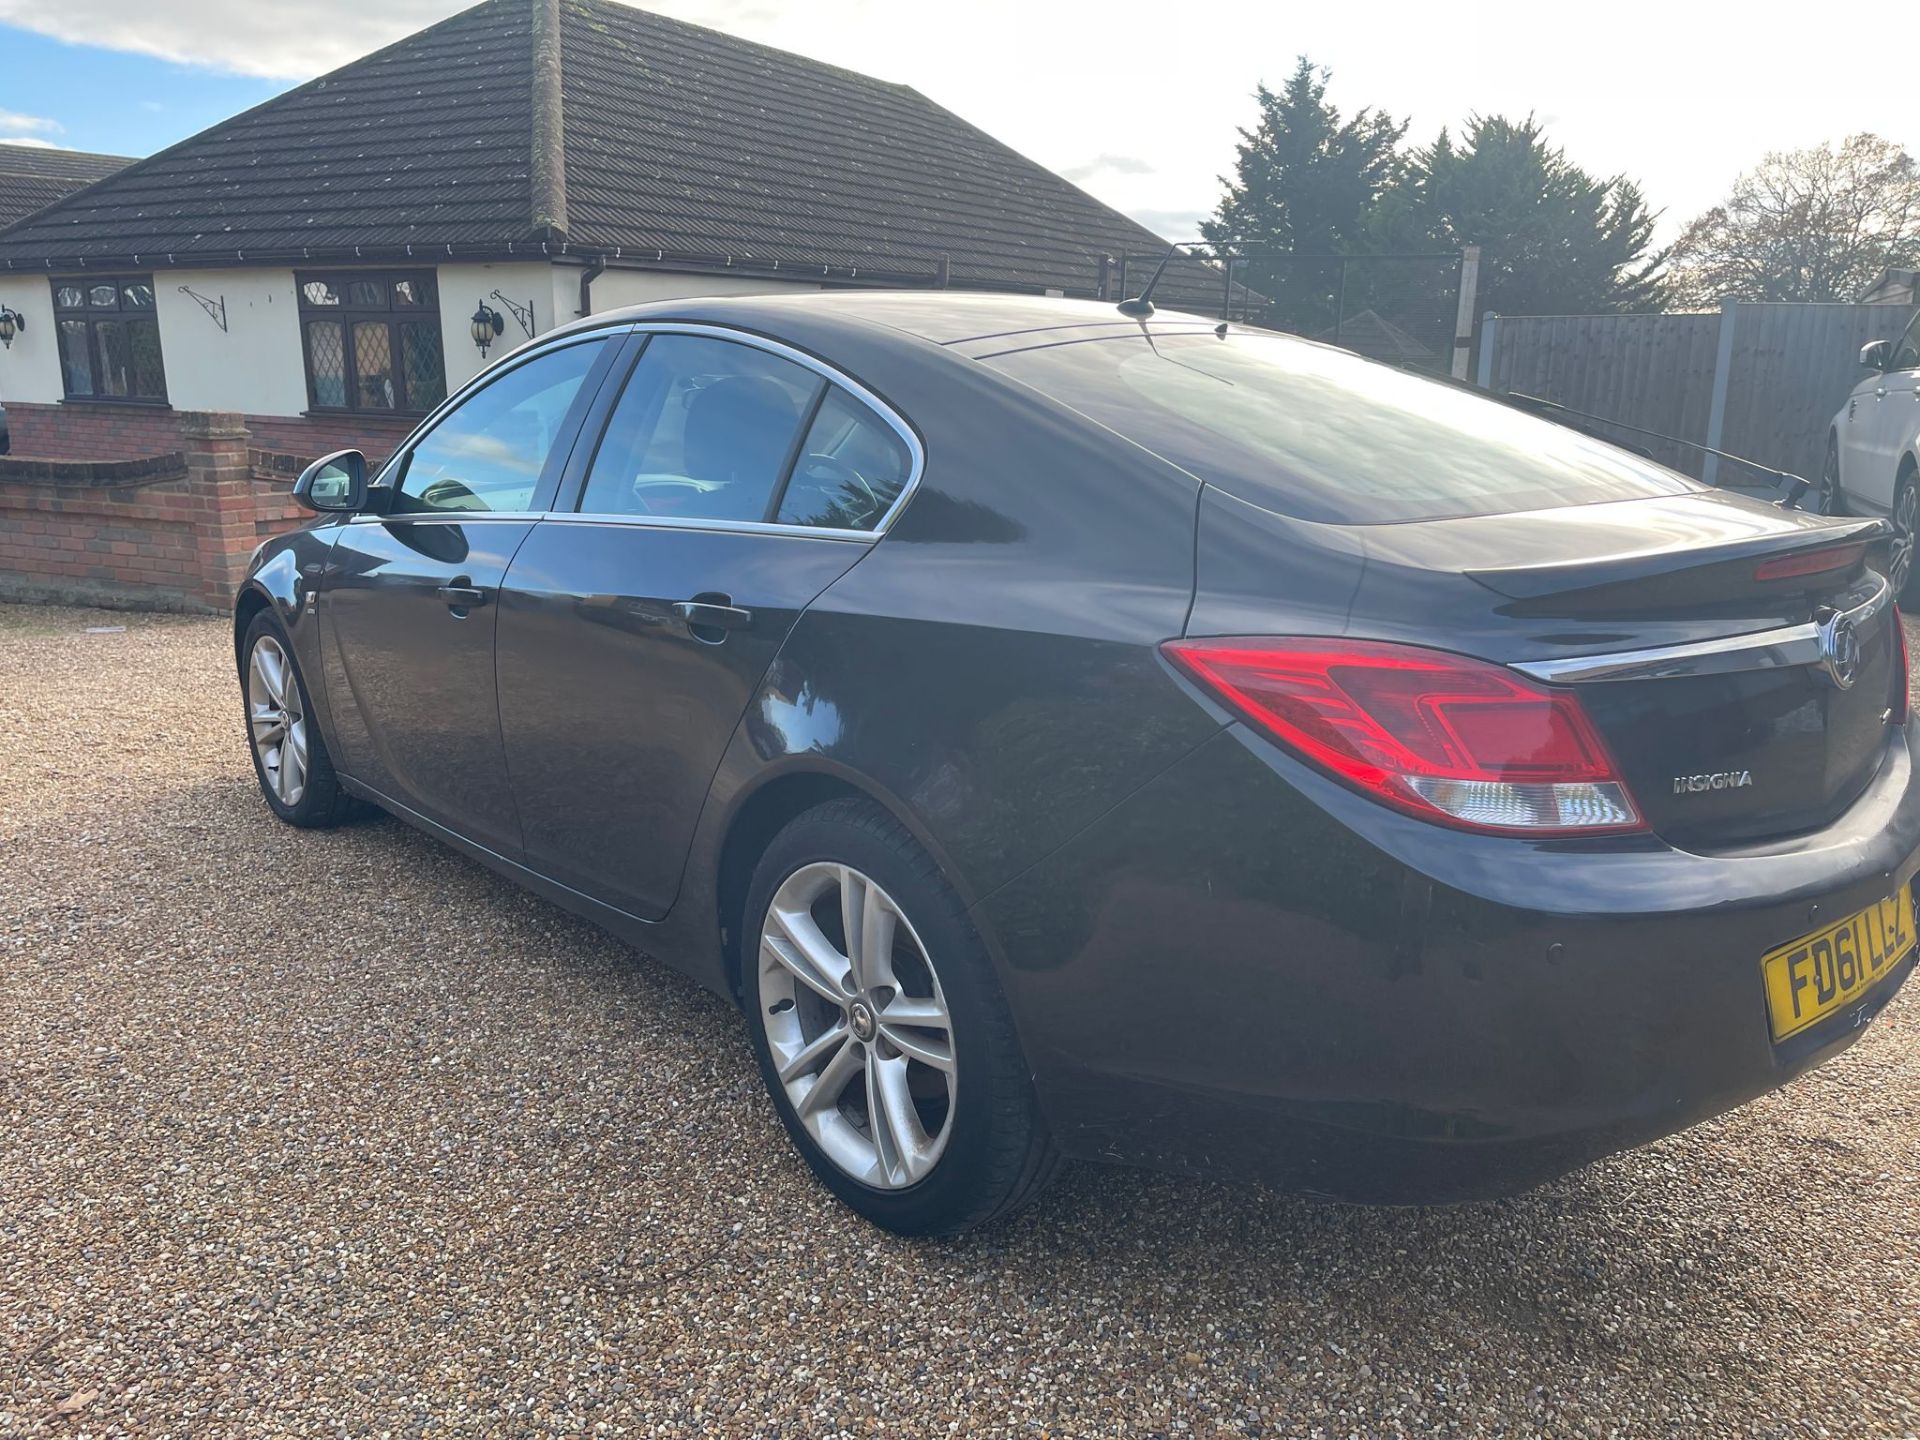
1829,320 -> 1920,598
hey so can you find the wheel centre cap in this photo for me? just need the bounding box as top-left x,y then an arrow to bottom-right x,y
848,1000 -> 877,1042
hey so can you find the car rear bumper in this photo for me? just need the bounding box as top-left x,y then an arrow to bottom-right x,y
975,719 -> 1920,1203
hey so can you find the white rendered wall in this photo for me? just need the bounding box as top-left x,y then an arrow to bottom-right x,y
579,266 -> 821,315
151,268 -> 308,416
436,261 -> 571,392
0,274 -> 64,404
0,261 -> 833,414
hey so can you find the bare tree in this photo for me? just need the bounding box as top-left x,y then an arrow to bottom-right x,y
1668,135 -> 1920,306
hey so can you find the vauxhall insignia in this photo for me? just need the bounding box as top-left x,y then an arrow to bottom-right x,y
1672,771 -> 1755,795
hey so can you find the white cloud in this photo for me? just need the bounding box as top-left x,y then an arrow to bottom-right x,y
0,109 -> 61,134
0,0 -> 460,79
0,135 -> 67,149
0,0 -> 1912,246
1062,153 -> 1156,184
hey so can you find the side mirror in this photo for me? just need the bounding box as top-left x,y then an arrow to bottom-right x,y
1861,339 -> 1893,371
293,449 -> 366,513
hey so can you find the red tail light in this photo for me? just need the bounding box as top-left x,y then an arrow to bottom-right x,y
1162,637 -> 1644,835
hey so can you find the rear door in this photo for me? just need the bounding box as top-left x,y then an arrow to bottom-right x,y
495,327 -> 918,919
320,333 -> 618,853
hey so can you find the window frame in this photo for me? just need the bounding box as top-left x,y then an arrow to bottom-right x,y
295,269 -> 446,417
556,323 -> 925,541
1891,307 -> 1920,372
49,274 -> 169,406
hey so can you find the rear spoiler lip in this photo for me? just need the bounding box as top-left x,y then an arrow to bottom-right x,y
1465,517 -> 1892,603
1511,569 -> 1893,686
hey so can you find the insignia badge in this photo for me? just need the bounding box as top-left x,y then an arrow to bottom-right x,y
1672,771 -> 1754,795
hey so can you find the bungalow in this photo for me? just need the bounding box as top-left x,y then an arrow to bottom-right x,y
0,0 -> 1231,467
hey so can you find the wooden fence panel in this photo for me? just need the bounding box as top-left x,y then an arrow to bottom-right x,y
1486,313 -> 1719,475
1483,302 -> 1915,484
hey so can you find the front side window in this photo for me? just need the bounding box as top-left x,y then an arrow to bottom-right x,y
52,276 -> 167,403
391,339 -> 604,515
1891,309 -> 1920,371
297,270 -> 445,415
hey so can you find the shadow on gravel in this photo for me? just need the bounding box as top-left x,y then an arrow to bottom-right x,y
7,767 -> 1830,1430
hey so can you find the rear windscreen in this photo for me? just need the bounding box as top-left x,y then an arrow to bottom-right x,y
979,330 -> 1702,525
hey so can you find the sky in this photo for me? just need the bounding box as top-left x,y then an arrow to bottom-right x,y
0,0 -> 1909,247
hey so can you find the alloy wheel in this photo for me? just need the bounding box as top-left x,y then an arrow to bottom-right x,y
757,862 -> 956,1188
247,634 -> 308,807
1819,447 -> 1841,515
1896,483 -> 1919,595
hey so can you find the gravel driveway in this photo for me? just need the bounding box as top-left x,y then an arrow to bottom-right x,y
3,600 -> 1918,1439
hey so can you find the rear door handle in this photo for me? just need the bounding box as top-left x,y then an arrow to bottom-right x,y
436,580 -> 489,609
672,599 -> 753,632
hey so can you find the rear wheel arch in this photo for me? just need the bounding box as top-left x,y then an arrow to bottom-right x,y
713,766 -> 974,1005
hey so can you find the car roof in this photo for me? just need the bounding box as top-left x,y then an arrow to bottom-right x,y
578,288 -> 1226,350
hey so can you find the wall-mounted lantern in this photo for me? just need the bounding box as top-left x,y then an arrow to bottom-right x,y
0,304 -> 25,349
470,302 -> 506,358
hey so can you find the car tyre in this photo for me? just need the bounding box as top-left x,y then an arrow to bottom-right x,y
1895,467 -> 1920,605
742,798 -> 1059,1235
1818,437 -> 1847,516
241,609 -> 356,828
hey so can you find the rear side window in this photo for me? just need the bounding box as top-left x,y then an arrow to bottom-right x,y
980,331 -> 1702,525
778,386 -> 913,530
579,334 -> 820,523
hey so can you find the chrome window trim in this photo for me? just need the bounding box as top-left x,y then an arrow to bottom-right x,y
350,321 -> 925,540
554,512 -> 874,542
1513,571 -> 1892,684
576,321 -> 927,542
345,510 -> 544,525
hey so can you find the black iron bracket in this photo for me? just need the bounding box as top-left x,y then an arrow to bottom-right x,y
489,290 -> 536,338
177,285 -> 227,332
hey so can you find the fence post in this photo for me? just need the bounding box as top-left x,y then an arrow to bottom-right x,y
1451,245 -> 1482,381
1702,297 -> 1739,486
1476,312 -> 1499,389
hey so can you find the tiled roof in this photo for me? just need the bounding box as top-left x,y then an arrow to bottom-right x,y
0,145 -> 131,229
0,0 -> 1231,308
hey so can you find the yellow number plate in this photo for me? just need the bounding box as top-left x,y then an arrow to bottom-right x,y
1762,889 -> 1915,1041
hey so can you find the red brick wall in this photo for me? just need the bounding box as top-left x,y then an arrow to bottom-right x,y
5,401 -> 418,467
0,470 -> 206,610
0,412 -> 324,613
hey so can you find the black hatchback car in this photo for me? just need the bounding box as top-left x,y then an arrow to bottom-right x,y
236,292 -> 1920,1234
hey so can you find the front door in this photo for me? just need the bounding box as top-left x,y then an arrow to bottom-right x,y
495,329 -> 917,918
1844,311 -> 1920,513
321,334 -> 617,852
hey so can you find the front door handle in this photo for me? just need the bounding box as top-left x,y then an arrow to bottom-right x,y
437,580 -> 489,610
673,599 -> 753,632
